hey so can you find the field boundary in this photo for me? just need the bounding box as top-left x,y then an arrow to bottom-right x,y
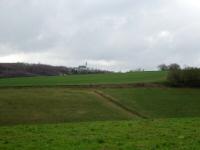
93,90 -> 147,119
0,83 -> 166,89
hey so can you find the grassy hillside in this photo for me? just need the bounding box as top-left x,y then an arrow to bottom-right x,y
0,88 -> 135,125
102,88 -> 200,118
0,71 -> 167,86
1,71 -> 200,149
1,118 -> 200,150
1,87 -> 200,125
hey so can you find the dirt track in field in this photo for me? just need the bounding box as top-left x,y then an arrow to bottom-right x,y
93,90 -> 147,119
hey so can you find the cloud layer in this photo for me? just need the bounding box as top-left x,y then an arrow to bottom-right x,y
0,0 -> 200,71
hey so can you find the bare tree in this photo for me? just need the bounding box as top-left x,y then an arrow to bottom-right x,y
168,63 -> 181,70
158,64 -> 168,71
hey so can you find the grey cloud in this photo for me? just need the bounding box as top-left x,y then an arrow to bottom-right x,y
0,0 -> 200,71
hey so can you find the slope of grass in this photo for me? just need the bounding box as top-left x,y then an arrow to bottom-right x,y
1,118 -> 200,150
0,71 -> 167,87
0,88 -> 135,125
102,88 -> 200,118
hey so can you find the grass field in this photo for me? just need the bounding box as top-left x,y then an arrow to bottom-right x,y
1,71 -> 200,149
1,118 -> 200,150
0,88 -> 135,125
102,88 -> 200,118
2,87 -> 200,125
0,71 -> 167,86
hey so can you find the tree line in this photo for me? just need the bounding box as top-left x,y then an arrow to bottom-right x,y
158,63 -> 200,87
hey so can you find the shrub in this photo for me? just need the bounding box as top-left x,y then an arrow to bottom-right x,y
181,68 -> 200,87
167,69 -> 182,86
167,67 -> 200,87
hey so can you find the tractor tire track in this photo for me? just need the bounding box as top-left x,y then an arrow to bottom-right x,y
93,90 -> 147,119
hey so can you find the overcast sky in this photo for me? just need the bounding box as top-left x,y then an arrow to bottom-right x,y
0,0 -> 200,71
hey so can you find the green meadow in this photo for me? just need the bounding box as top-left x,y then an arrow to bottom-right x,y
102,88 -> 200,118
0,88 -> 135,125
0,71 -> 166,86
0,71 -> 200,149
1,118 -> 200,150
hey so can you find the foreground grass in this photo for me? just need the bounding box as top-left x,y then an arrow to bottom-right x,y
0,71 -> 166,86
103,88 -> 200,118
0,88 -> 134,125
1,118 -> 200,150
